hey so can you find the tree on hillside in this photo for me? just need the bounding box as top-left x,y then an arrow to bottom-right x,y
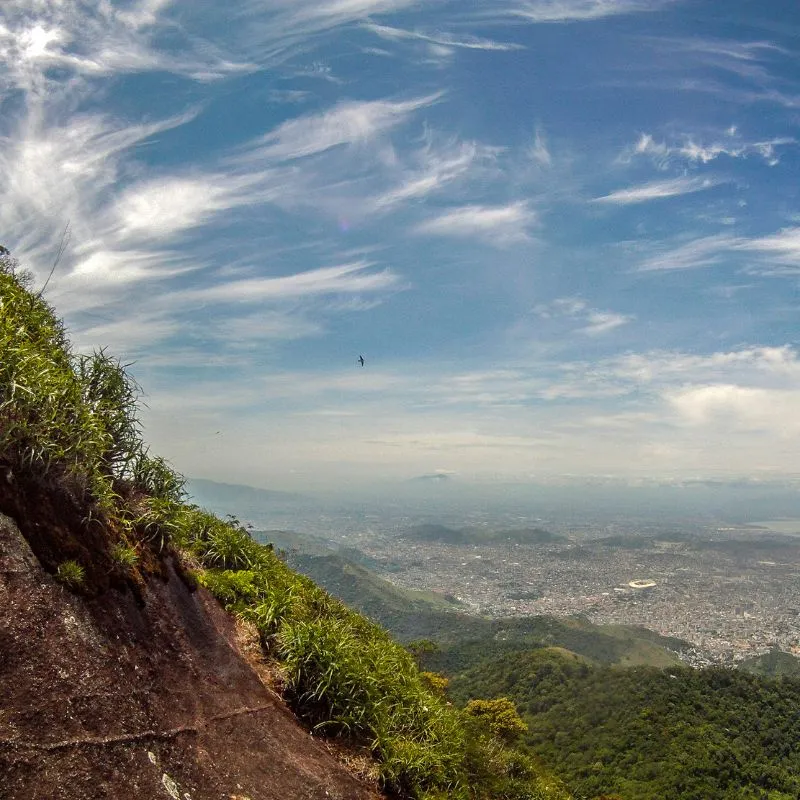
465,697 -> 528,743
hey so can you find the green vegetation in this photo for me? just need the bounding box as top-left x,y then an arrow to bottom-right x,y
464,698 -> 528,743
419,615 -> 685,676
0,251 -> 570,800
737,648 -> 800,678
273,546 -> 469,640
407,524 -> 565,546
182,513 -> 569,798
55,559 -> 86,589
0,248 -> 186,586
447,647 -> 800,800
110,543 -> 140,569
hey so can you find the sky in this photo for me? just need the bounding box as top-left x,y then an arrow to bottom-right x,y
2,0 -> 800,492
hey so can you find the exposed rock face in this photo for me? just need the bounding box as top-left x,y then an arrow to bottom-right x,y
0,514 -> 381,800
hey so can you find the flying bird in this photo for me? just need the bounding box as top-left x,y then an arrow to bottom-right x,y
358,355 -> 365,367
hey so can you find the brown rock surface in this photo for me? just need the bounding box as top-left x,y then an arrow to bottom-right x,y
0,513 -> 383,800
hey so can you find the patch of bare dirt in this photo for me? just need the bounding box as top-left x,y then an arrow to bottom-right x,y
0,512 -> 384,800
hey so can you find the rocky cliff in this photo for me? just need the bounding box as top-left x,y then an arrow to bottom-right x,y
0,512 -> 381,800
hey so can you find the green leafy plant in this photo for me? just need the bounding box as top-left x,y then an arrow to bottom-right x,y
110,543 -> 139,569
55,560 -> 86,589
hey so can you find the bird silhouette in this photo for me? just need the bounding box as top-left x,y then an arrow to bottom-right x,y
358,355 -> 365,367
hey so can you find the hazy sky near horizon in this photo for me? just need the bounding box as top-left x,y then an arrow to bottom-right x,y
2,0 -> 800,490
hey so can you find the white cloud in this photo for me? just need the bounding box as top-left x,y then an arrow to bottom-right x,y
668,384 -> 800,435
72,312 -> 181,355
214,312 -> 324,343
535,297 -> 633,335
240,94 -> 442,163
415,202 -> 535,245
636,234 -> 738,272
178,262 -> 400,304
528,127 -> 552,166
593,176 -> 718,204
369,137 -> 499,212
609,346 -> 800,385
629,131 -> 795,167
635,228 -> 800,275
364,22 -> 523,52
507,0 -> 676,23
138,343 -> 800,486
734,227 -> 800,273
112,176 -> 256,239
0,0 -> 251,91
581,311 -> 632,335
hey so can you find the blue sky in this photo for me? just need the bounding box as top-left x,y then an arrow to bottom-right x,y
2,0 -> 800,491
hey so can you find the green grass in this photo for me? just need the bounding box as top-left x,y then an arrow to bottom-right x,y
110,543 -> 140,569
55,559 -> 86,589
186,516 -> 571,798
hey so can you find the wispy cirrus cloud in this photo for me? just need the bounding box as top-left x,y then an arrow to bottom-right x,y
0,109 -> 199,270
238,0 -> 423,61
635,233 -> 738,272
528,127 -> 552,166
640,36 -> 800,109
505,0 -> 677,23
239,94 -> 443,163
176,261 -> 400,305
415,201 -> 535,245
628,131 -> 795,168
0,0 -> 252,92
534,297 -> 633,335
0,3 -> 434,345
735,227 -> 800,274
364,22 -> 523,52
593,176 -> 718,205
368,136 -> 500,212
657,37 -> 788,84
635,228 -> 800,275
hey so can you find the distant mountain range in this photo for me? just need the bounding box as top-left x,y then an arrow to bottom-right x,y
185,478 -> 305,524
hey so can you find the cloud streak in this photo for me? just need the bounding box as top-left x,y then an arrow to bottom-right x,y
177,262 -> 401,304
635,234 -> 738,272
593,176 -> 718,205
630,131 -> 795,167
535,297 -> 633,335
364,22 -> 523,52
240,94 -> 443,163
415,202 -> 535,245
506,0 -> 677,23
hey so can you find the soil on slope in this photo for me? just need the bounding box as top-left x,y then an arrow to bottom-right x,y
0,513 -> 383,800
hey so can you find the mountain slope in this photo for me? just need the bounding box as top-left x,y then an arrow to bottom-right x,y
0,513 -> 381,800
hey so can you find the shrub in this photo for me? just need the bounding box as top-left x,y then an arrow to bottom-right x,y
420,671 -> 450,696
465,697 -> 529,743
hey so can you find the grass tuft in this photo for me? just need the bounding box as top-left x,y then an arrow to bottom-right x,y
110,543 -> 140,569
55,560 -> 86,589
